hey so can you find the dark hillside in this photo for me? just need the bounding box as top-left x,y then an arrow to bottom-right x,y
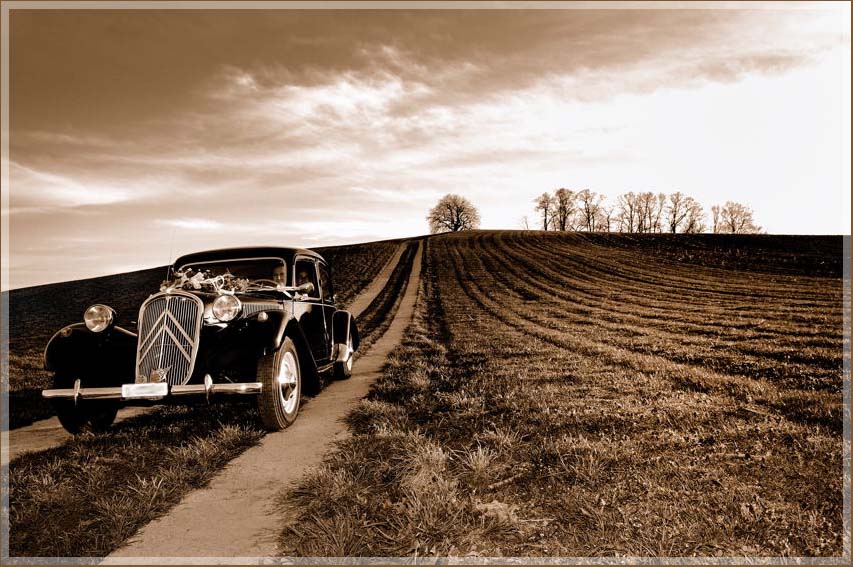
512,232 -> 844,277
7,266 -> 166,355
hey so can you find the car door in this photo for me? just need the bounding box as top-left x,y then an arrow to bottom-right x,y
317,260 -> 336,345
292,257 -> 330,364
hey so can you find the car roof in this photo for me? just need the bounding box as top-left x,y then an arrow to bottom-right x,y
173,246 -> 325,269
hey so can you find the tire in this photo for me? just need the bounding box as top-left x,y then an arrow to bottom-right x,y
51,374 -> 119,434
333,333 -> 354,380
257,337 -> 302,431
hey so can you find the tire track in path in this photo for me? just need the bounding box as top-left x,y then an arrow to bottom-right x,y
4,242 -> 408,463
345,241 -> 408,318
104,241 -> 422,561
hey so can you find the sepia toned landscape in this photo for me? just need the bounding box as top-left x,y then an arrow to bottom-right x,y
2,2 -> 850,563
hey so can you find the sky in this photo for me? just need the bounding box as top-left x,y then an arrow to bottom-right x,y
5,4 -> 851,289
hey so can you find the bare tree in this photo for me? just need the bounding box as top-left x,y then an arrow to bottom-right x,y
616,192 -> 639,233
636,193 -> 648,232
716,201 -> 762,234
666,192 -> 686,233
634,192 -> 666,233
427,194 -> 481,233
534,192 -> 556,230
553,188 -> 577,231
711,205 -> 721,234
681,198 -> 706,233
666,192 -> 705,233
577,189 -> 603,231
598,205 -> 614,232
635,192 -> 649,232
653,192 -> 667,232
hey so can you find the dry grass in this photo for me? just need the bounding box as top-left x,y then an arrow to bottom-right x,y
7,351 -> 55,428
278,231 -> 845,558
9,402 -> 265,557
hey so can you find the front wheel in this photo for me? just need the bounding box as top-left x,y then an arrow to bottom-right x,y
51,374 -> 119,434
257,337 -> 302,431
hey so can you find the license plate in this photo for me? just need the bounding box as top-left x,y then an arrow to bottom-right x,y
122,382 -> 169,399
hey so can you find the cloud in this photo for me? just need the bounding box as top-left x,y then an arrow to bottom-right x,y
348,186 -> 442,203
156,218 -> 225,231
9,161 -> 137,209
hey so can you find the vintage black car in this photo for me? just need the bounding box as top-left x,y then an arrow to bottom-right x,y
42,247 -> 359,433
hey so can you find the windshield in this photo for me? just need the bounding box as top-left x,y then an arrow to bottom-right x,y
165,257 -> 288,293
178,258 -> 286,282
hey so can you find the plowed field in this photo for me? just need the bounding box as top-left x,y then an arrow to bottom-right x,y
281,231 -> 846,557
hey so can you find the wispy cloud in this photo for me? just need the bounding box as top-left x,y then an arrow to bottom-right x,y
156,217 -> 226,231
10,161 -> 137,209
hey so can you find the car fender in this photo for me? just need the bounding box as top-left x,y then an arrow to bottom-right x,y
43,323 -> 137,384
276,318 -> 322,396
332,310 -> 360,351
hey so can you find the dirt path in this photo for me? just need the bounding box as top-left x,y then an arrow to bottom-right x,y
345,241 -> 407,318
5,242 -> 408,463
104,241 -> 422,561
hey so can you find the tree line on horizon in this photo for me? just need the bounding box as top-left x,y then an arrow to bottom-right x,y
526,189 -> 762,234
426,191 -> 763,234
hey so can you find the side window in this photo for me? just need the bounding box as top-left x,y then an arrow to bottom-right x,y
294,259 -> 320,299
318,262 -> 334,302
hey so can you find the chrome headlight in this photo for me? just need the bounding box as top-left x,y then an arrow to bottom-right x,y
83,304 -> 115,332
212,294 -> 242,322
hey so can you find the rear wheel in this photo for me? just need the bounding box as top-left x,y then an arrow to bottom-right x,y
257,337 -> 301,431
333,333 -> 354,380
51,374 -> 119,434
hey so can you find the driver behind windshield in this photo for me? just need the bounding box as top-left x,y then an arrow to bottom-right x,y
273,265 -> 287,286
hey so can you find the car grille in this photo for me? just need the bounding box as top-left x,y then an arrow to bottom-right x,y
135,291 -> 203,386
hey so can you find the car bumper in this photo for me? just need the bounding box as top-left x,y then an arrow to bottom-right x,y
42,380 -> 262,402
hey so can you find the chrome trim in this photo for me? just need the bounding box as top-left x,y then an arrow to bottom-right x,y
135,291 -> 204,386
42,382 -> 263,400
212,294 -> 242,322
83,304 -> 116,333
43,386 -> 128,400
171,382 -> 262,395
292,255 -> 322,301
242,302 -> 283,318
332,342 -> 354,364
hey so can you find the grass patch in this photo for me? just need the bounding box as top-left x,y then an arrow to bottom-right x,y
7,351 -> 55,429
9,401 -> 265,557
